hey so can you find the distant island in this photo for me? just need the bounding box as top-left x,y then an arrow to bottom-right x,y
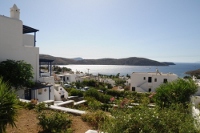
185,69 -> 200,76
39,54 -> 175,66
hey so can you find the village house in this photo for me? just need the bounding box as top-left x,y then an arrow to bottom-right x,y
130,70 -> 178,92
0,4 -> 69,102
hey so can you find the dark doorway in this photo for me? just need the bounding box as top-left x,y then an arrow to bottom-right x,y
149,88 -> 151,92
163,79 -> 168,83
148,77 -> 152,83
24,89 -> 31,100
132,87 -> 135,91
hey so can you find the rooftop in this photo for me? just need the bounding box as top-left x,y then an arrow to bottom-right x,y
23,25 -> 39,34
132,72 -> 177,76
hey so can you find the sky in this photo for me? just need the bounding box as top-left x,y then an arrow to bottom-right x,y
1,0 -> 200,63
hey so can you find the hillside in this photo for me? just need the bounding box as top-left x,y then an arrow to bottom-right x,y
185,69 -> 200,76
39,54 -> 174,66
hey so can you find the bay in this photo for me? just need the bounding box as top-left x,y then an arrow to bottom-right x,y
60,63 -> 200,78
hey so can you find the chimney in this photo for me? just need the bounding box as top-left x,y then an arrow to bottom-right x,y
10,4 -> 20,19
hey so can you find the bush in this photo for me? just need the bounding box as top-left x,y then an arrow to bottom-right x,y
155,79 -> 198,108
35,102 -> 47,112
85,89 -> 111,104
82,80 -> 96,87
17,100 -> 28,108
99,94 -> 111,103
101,103 -> 112,111
81,110 -> 109,129
88,100 -> 102,110
70,89 -> 83,97
84,88 -> 100,100
106,89 -> 124,98
0,78 -> 18,133
37,111 -> 72,133
25,102 -> 35,110
100,104 -> 199,133
0,60 -> 34,88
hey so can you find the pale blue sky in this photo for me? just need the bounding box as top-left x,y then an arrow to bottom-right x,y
1,0 -> 200,63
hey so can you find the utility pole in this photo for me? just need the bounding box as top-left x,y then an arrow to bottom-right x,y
87,68 -> 90,75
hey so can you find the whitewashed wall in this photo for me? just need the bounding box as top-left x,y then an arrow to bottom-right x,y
38,76 -> 54,84
16,89 -> 25,99
130,72 -> 178,92
0,15 -> 39,81
23,34 -> 34,47
33,86 -> 54,102
63,74 -> 77,83
0,15 -> 22,47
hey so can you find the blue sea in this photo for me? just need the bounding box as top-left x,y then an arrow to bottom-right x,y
60,63 -> 200,78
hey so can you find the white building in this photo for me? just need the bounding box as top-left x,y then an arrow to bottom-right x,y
192,76 -> 200,96
99,78 -> 115,87
63,73 -> 78,83
0,4 -> 57,102
0,4 -> 39,80
130,71 -> 178,92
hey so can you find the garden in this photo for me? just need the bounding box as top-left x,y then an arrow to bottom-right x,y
1,60 -> 200,132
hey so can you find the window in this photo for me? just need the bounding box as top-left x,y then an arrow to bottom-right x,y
148,88 -> 151,92
148,77 -> 152,83
144,77 -> 146,80
38,88 -> 42,95
67,77 -> 69,80
154,78 -> 157,82
63,77 -> 65,81
132,87 -> 135,91
163,79 -> 168,83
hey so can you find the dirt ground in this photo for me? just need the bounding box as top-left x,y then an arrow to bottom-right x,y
6,108 -> 93,133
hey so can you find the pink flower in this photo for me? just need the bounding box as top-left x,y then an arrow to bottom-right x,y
110,97 -> 115,102
149,92 -> 156,98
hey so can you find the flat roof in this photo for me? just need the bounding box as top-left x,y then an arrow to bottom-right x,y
39,59 -> 54,62
23,25 -> 39,34
132,72 -> 177,75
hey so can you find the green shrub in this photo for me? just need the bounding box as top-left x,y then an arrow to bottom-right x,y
70,89 -> 83,97
85,97 -> 101,110
35,102 -> 47,112
25,102 -> 35,110
101,103 -> 112,111
85,89 -> 111,104
81,110 -> 109,129
99,94 -> 111,103
84,88 -> 100,99
106,89 -> 124,98
37,111 -> 72,133
82,80 -> 96,87
100,104 -> 199,133
155,79 -> 198,108
0,78 -> 18,133
17,100 -> 28,108
88,100 -> 102,110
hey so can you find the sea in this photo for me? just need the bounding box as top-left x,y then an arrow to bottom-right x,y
60,63 -> 200,78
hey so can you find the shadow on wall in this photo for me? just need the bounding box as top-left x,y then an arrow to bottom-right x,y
54,85 -> 68,101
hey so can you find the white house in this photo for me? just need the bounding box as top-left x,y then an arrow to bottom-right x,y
0,4 -> 39,80
0,4 -> 56,102
192,76 -> 200,96
125,78 -> 131,86
99,78 -> 115,87
130,70 -> 178,92
62,73 -> 78,83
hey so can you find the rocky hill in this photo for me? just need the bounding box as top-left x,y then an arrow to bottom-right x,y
185,69 -> 200,76
39,54 -> 174,66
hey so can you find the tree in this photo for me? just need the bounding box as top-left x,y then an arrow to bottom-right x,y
116,73 -> 120,78
100,105 -> 198,133
0,60 -> 34,89
155,78 -> 198,108
0,77 -> 18,133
